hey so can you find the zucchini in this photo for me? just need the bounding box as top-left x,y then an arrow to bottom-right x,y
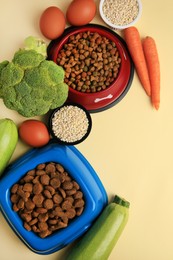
0,118 -> 18,177
66,195 -> 130,260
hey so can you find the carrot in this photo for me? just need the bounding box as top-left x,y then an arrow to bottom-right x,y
142,36 -> 160,110
123,26 -> 151,96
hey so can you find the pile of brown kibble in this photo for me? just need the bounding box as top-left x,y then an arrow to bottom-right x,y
57,31 -> 121,93
10,162 -> 85,238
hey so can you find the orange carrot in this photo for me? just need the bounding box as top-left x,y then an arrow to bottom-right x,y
142,36 -> 160,110
123,26 -> 151,96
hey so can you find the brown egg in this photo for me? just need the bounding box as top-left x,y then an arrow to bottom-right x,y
39,6 -> 66,40
66,0 -> 97,26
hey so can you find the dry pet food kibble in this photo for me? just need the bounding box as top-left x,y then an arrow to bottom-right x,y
56,31 -> 121,93
10,162 -> 85,238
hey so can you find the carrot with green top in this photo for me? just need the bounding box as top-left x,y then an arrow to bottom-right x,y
123,26 -> 151,96
143,36 -> 160,110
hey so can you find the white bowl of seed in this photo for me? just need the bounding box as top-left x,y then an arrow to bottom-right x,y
99,0 -> 142,30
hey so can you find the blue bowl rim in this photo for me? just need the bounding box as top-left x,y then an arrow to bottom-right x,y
0,142 -> 108,254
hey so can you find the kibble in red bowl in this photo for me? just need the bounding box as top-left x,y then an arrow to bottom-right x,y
48,24 -> 134,112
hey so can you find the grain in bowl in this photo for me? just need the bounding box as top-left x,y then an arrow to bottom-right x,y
49,103 -> 92,145
99,0 -> 142,30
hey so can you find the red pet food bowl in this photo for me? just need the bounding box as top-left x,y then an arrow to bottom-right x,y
47,24 -> 134,112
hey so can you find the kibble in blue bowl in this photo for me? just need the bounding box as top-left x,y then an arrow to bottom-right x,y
0,142 -> 108,254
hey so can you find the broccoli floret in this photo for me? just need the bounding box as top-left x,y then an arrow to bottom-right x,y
24,60 -> 65,88
0,60 -> 9,73
24,66 -> 51,88
2,76 -> 68,117
24,36 -> 47,57
50,83 -> 69,109
2,79 -> 53,117
39,60 -> 65,85
0,39 -> 69,117
24,60 -> 66,89
19,96 -> 52,117
0,62 -> 24,88
3,87 -> 16,104
3,80 -> 29,112
15,79 -> 32,98
0,60 -> 9,97
12,49 -> 45,69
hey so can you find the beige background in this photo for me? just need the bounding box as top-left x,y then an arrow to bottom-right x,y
0,0 -> 173,259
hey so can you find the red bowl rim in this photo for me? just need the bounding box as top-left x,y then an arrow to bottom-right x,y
48,24 -> 134,112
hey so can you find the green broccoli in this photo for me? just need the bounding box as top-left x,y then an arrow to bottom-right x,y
0,37 -> 69,117
0,60 -> 9,97
1,62 -> 24,88
24,36 -> 47,57
24,60 -> 65,88
0,60 -> 9,73
12,49 -> 45,69
39,60 -> 65,85
50,83 -> 69,109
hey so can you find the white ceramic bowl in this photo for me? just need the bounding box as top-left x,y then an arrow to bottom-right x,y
99,0 -> 142,30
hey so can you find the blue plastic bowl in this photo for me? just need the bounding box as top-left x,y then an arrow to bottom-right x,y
0,142 -> 108,254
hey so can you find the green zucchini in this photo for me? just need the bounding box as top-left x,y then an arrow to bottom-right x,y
0,118 -> 18,177
66,195 -> 130,260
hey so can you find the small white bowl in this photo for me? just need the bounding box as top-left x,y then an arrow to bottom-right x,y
99,0 -> 142,30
